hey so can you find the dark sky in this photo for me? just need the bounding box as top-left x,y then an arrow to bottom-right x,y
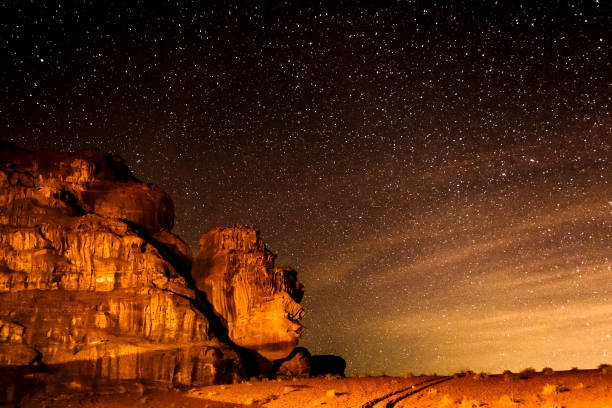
1,1 -> 611,375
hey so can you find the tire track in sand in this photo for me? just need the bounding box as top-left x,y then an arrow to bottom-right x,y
358,376 -> 450,408
379,376 -> 452,407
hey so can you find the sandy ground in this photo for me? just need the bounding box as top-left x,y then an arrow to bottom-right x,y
14,369 -> 612,408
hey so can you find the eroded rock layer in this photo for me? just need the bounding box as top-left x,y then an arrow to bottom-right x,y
192,225 -> 305,362
0,144 -> 243,386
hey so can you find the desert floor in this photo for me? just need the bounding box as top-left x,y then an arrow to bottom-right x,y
16,369 -> 612,408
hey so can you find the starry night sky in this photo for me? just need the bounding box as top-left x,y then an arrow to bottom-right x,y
1,1 -> 610,376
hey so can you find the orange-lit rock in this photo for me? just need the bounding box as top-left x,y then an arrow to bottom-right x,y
0,143 -> 243,386
192,225 -> 305,362
0,144 -> 173,232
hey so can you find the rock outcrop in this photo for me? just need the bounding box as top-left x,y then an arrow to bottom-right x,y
0,143 -> 345,399
192,226 -> 305,363
0,143 -> 244,388
311,355 -> 347,377
276,347 -> 312,378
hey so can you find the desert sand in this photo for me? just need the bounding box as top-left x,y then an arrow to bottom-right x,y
16,369 -> 612,408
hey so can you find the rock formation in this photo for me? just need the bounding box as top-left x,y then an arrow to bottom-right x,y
276,347 -> 312,378
0,143 -> 344,401
192,225 -> 305,363
0,143 -> 243,388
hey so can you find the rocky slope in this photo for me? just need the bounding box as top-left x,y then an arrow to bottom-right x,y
0,143 -> 243,388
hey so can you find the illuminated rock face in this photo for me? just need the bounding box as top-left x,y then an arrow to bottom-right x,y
193,225 -> 305,362
0,144 -> 243,386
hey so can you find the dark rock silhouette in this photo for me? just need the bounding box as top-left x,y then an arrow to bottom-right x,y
311,355 -> 347,377
276,347 -> 312,378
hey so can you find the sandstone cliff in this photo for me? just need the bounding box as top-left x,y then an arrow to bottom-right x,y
0,143 -> 344,399
192,225 -> 305,363
0,143 -> 243,387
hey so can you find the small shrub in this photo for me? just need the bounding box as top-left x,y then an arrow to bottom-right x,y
454,369 -> 474,378
571,366 -> 579,371
542,367 -> 554,376
519,367 -> 536,379
326,389 -> 337,397
599,364 -> 612,374
503,372 -> 516,382
473,372 -> 489,380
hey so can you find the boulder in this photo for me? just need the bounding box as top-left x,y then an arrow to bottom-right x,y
276,347 -> 312,378
311,355 -> 347,377
192,225 -> 305,362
